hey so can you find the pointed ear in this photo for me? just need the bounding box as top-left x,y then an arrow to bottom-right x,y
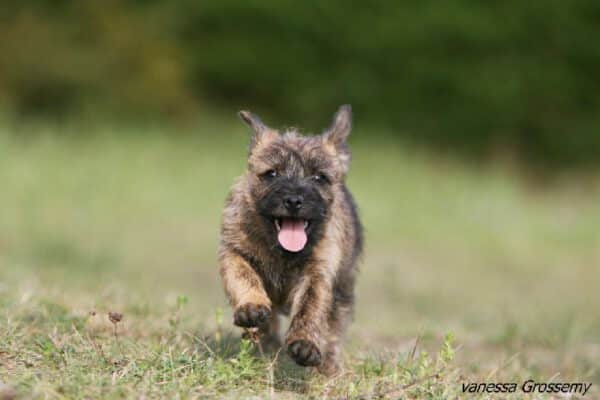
239,110 -> 266,134
324,104 -> 352,148
238,110 -> 277,151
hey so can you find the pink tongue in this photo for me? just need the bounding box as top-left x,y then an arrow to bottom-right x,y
277,218 -> 307,252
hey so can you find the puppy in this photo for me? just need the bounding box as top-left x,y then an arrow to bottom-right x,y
219,105 -> 362,375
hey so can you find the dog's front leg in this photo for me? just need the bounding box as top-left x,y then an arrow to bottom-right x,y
285,266 -> 334,369
219,251 -> 271,328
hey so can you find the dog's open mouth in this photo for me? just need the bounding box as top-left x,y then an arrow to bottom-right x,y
274,218 -> 309,252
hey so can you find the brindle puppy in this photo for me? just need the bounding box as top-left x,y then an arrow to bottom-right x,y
219,105 -> 363,375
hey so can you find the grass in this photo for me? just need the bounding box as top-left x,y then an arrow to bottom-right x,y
0,118 -> 599,398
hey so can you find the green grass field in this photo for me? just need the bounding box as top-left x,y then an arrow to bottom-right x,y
0,119 -> 598,399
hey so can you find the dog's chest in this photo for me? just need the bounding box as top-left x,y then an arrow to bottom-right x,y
257,259 -> 304,309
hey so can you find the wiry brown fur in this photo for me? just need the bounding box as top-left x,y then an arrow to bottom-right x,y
219,105 -> 362,375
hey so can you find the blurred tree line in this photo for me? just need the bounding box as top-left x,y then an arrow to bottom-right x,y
2,0 -> 600,166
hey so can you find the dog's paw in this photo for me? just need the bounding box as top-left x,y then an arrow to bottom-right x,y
318,359 -> 341,377
287,339 -> 322,367
233,303 -> 271,328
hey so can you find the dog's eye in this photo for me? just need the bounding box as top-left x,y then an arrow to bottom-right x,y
262,170 -> 278,179
312,173 -> 329,184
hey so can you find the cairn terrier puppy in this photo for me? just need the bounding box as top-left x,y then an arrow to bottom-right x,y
219,105 -> 363,375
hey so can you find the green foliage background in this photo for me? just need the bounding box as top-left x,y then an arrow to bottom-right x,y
2,0 -> 600,166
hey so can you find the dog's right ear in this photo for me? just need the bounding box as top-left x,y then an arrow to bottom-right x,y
239,111 -> 266,134
239,110 -> 278,151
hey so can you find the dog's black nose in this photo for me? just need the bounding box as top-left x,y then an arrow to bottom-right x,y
284,195 -> 303,211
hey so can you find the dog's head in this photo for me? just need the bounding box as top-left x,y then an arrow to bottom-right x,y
239,105 -> 353,255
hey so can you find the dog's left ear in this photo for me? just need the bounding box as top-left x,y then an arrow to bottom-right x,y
324,105 -> 352,149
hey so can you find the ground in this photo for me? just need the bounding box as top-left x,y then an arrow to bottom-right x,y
0,119 -> 598,399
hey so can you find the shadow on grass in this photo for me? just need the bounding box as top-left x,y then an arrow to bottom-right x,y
193,329 -> 314,394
